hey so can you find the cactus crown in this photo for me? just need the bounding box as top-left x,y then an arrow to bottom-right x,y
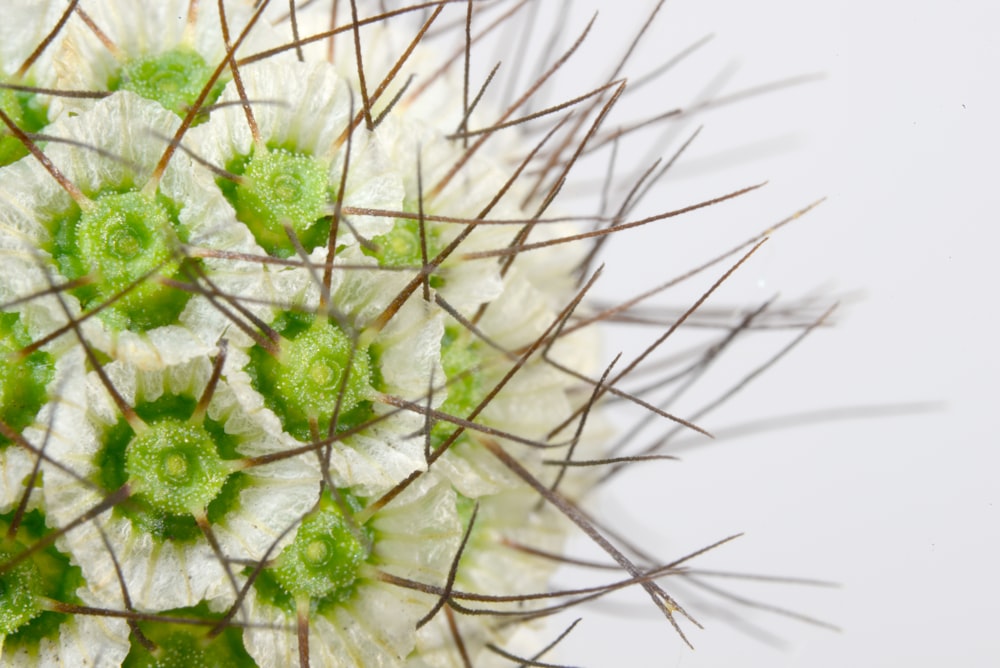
0,1 -> 831,666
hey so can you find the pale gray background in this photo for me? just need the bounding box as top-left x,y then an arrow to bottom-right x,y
489,1 -> 999,666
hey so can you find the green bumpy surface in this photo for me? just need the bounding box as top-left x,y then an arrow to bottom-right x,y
246,312 -> 374,442
96,395 -> 247,542
110,48 -> 223,118
0,312 -> 55,448
0,510 -> 85,653
219,147 -> 332,257
255,490 -> 370,613
125,418 -> 230,516
123,602 -> 255,668
367,216 -> 445,289
0,83 -> 47,167
48,189 -> 194,332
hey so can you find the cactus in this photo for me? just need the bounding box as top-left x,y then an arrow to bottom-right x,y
0,1 -> 831,666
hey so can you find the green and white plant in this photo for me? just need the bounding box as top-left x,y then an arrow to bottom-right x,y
0,1 -> 831,666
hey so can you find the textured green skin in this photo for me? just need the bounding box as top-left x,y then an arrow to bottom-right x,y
0,312 -> 54,448
122,602 -> 255,668
0,510 -> 84,653
96,395 -> 248,543
254,490 -> 370,616
368,216 -> 445,289
246,312 -> 374,442
220,148 -> 332,257
110,49 -> 223,118
48,190 -> 194,332
269,491 -> 369,600
125,418 -> 230,516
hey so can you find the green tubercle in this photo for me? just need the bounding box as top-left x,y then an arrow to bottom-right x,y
0,312 -> 55,448
367,218 -> 431,267
0,79 -> 47,167
95,395 -> 246,542
255,490 -> 370,612
110,48 -> 223,118
48,189 -> 194,332
0,510 -> 85,653
123,602 -> 256,668
367,215 -> 445,288
246,312 -> 374,442
125,418 -> 230,516
219,148 -> 331,257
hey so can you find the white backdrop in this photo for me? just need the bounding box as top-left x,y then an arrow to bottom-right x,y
490,1 -> 1000,666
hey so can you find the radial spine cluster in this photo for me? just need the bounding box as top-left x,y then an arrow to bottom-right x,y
0,1 -> 611,666
0,0 -> 834,665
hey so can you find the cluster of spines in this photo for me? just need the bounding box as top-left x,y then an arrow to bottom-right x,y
0,1 -> 836,666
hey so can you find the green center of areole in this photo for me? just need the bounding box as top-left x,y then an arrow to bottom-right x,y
48,189 -> 195,332
254,490 -> 370,613
0,312 -> 54,449
122,602 -> 255,668
110,48 -> 223,118
0,509 -> 85,653
96,395 -> 248,542
125,418 -> 229,516
246,311 -> 375,442
218,147 -> 332,258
